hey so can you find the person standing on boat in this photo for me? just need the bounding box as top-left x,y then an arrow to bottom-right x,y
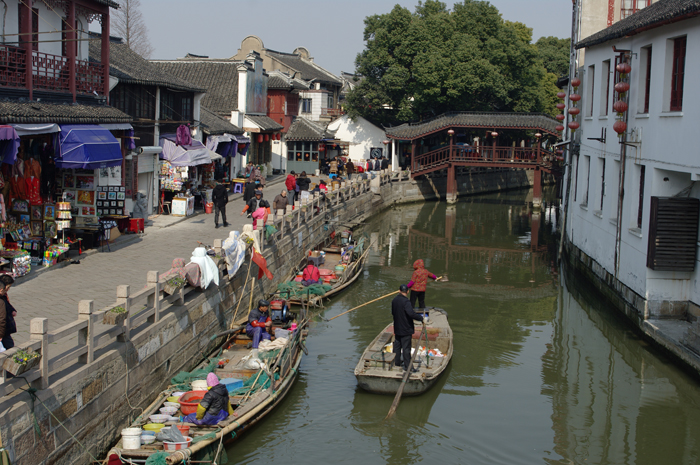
407,259 -> 438,309
184,373 -> 234,425
392,284 -> 427,372
247,299 -> 272,351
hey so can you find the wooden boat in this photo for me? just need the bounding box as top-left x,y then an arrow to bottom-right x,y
282,232 -> 370,307
354,307 -> 452,396
103,323 -> 307,464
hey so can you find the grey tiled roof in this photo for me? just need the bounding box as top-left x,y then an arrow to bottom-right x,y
267,71 -> 310,90
90,41 -> 205,93
577,0 -> 700,49
151,60 -> 240,115
0,100 -> 132,124
267,50 -> 341,85
201,107 -> 243,135
246,115 -> 283,132
285,117 -> 336,141
95,0 -> 120,8
385,112 -> 560,139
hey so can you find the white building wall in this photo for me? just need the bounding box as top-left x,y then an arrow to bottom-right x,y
567,16 -> 700,305
327,115 -> 386,165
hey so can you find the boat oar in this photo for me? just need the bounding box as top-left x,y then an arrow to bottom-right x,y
323,290 -> 399,322
385,323 -> 427,420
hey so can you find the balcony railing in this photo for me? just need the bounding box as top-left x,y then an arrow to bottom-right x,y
321,108 -> 345,117
0,44 -> 104,96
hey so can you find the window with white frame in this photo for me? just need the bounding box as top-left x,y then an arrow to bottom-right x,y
301,98 -> 312,114
586,65 -> 595,117
600,60 -> 611,116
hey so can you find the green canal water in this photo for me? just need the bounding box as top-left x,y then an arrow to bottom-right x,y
226,190 -> 700,465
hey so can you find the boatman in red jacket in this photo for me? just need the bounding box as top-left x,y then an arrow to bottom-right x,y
301,260 -> 320,286
247,300 -> 272,351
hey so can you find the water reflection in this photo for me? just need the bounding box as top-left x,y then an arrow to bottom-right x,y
226,191 -> 700,465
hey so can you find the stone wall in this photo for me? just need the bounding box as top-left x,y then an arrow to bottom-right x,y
0,169 -> 540,464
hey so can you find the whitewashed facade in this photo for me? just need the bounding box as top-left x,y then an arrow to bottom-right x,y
566,9 -> 700,315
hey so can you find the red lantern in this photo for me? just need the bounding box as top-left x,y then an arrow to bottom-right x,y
614,82 -> 630,93
569,107 -> 580,115
257,134 -> 263,144
556,103 -> 566,110
556,114 -> 565,121
555,125 -> 565,132
613,100 -> 628,113
557,92 -> 566,99
263,134 -> 268,142
571,77 -> 581,88
613,120 -> 627,135
556,155 -> 564,162
568,121 -> 580,131
319,144 -> 325,152
277,133 -> 282,140
569,93 -> 581,102
616,62 -> 631,74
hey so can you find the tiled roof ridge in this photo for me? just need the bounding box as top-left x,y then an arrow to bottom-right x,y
576,0 -> 700,49
388,111 -> 558,129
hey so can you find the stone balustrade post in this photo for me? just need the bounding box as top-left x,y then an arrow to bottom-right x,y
78,300 -> 94,364
30,318 -> 49,389
116,285 -> 131,342
147,271 -> 160,323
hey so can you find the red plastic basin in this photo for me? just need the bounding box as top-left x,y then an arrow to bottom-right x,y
178,390 -> 206,415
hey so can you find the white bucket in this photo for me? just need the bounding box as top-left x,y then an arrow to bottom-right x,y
191,379 -> 208,391
122,428 -> 142,450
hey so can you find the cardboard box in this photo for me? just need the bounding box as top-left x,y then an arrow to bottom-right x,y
109,227 -> 120,242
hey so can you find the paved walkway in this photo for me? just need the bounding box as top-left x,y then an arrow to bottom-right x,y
9,177 -> 293,345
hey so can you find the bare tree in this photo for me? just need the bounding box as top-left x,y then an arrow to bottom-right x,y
111,0 -> 154,58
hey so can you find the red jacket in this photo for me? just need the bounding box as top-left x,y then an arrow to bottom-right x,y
285,174 -> 297,191
302,265 -> 320,281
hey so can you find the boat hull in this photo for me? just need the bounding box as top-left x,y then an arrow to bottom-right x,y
356,370 -> 444,396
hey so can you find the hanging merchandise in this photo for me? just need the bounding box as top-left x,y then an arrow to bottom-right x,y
160,161 -> 188,191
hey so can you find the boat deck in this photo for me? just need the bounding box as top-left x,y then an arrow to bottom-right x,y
354,308 -> 452,396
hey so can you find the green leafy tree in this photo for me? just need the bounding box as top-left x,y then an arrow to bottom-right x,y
345,0 -> 566,125
535,36 -> 571,77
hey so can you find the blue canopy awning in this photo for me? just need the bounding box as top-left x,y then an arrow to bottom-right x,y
57,124 -> 123,169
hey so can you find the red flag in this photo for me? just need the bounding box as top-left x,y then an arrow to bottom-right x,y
252,250 -> 273,280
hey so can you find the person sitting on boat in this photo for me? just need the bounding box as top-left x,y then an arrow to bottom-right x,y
407,259 -> 438,309
184,373 -> 234,425
301,260 -> 320,286
392,284 -> 428,372
247,299 -> 272,351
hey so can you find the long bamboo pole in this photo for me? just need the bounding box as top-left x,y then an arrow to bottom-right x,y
385,323 -> 427,420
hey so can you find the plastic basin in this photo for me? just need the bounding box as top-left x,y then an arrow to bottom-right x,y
142,423 -> 165,433
178,390 -> 206,415
163,436 -> 193,451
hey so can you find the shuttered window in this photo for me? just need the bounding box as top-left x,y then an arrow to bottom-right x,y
646,197 -> 699,271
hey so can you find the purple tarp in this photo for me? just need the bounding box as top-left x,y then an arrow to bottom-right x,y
0,125 -> 20,164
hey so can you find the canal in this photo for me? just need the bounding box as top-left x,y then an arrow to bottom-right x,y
226,189 -> 700,464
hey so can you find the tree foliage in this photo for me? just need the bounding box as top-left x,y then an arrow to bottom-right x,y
111,0 -> 154,59
345,0 -> 568,125
535,36 -> 571,77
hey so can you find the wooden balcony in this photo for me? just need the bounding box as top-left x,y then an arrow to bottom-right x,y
321,108 -> 345,117
0,44 -> 104,96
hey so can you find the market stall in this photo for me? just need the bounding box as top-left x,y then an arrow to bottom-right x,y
159,133 -> 221,217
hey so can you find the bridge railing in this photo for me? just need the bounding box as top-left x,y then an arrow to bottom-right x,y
412,145 -> 544,175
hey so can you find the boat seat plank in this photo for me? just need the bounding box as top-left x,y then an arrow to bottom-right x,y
369,332 -> 393,351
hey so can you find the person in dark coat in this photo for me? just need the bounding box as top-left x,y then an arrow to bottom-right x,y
381,157 -> 389,170
391,284 -> 427,372
184,372 -> 234,425
211,179 -> 229,228
296,171 -> 311,192
243,181 -> 258,202
373,158 -> 381,171
247,300 -> 272,350
241,190 -> 270,216
0,275 -> 16,351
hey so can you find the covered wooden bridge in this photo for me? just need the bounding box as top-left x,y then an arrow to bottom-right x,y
385,112 -> 561,205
